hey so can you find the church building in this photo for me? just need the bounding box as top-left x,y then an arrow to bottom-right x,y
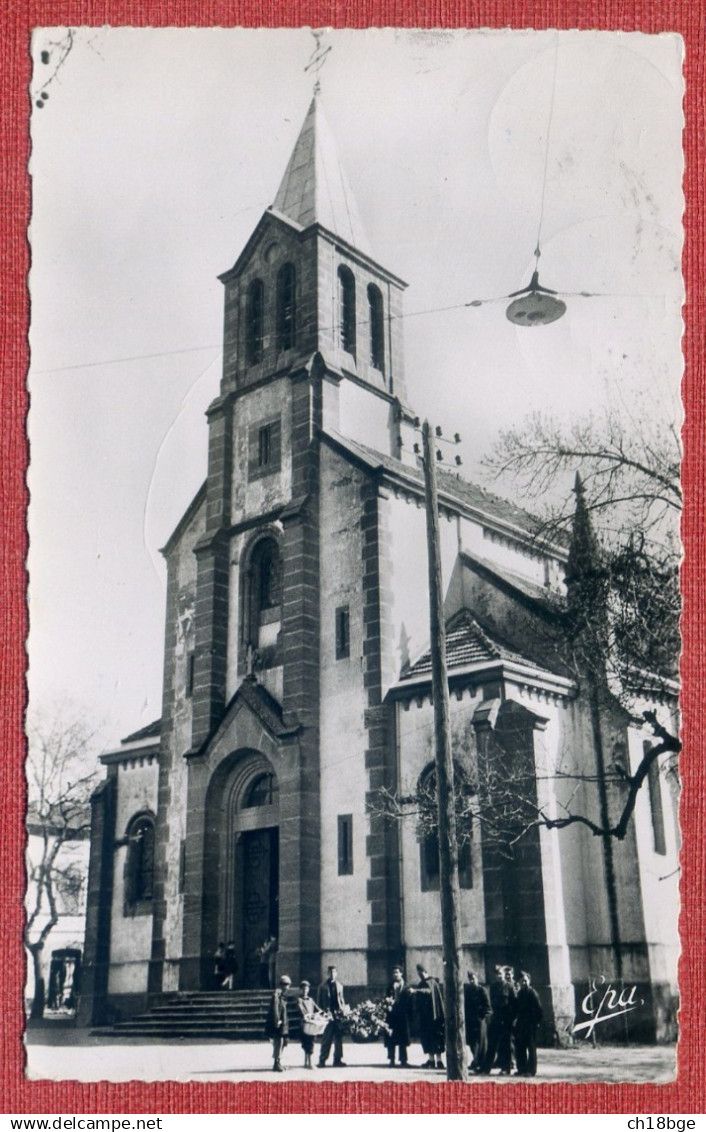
81,93 -> 679,1043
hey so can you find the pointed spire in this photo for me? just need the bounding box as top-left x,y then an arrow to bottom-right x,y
271,95 -> 373,257
566,471 -> 602,584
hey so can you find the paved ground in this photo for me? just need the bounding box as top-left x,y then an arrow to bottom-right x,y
25,1029 -> 676,1084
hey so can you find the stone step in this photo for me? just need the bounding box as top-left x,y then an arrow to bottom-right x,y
94,990 -> 302,1042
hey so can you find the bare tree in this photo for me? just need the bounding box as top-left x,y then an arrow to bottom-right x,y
25,709 -> 98,1018
372,407 -> 681,857
483,406 -> 681,542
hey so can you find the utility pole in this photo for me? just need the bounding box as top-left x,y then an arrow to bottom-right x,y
421,420 -> 467,1082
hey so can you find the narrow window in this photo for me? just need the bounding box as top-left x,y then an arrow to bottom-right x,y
248,417 -> 281,481
421,826 -> 441,892
125,814 -> 155,907
338,814 -> 353,875
178,839 -> 186,894
186,652 -> 195,698
258,424 -> 271,469
335,605 -> 350,660
276,263 -> 296,351
645,741 -> 667,855
418,766 -> 472,891
367,283 -> 384,371
254,540 -> 280,612
246,279 -> 264,364
338,266 -> 356,356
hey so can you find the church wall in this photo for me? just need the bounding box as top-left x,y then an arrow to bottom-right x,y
334,378 -> 396,457
625,719 -> 680,966
317,444 -> 370,986
107,757 -> 159,1002
229,375 -> 293,525
463,521 -> 562,593
552,697 -> 612,959
153,499 -> 206,993
626,720 -> 680,1037
551,695 -> 668,1039
396,690 -> 486,973
380,492 -> 459,697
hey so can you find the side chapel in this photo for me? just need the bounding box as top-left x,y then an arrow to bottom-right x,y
82,94 -> 679,1041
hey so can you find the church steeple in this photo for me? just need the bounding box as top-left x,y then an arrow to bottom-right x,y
565,472 -> 602,587
272,94 -> 373,257
219,91 -> 408,417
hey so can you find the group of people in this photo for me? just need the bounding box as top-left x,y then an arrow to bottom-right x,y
214,936 -> 278,991
465,965 -> 544,1077
265,965 -> 348,1072
265,961 -> 543,1076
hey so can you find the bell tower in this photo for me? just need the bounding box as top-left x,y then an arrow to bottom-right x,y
217,93 -> 410,449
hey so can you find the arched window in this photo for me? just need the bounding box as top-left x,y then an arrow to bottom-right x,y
244,772 -> 278,809
246,279 -> 265,364
244,536 -> 282,670
251,538 -> 281,615
418,766 -> 473,892
124,813 -> 155,909
367,284 -> 384,371
338,266 -> 356,356
276,263 -> 296,351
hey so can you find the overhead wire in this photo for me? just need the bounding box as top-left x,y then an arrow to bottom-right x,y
29,281 -> 672,377
533,33 -> 561,272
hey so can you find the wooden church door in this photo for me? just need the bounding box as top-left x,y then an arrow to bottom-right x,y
241,827 -> 279,988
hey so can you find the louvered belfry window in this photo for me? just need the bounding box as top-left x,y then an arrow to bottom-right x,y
368,283 -> 384,371
338,266 -> 356,356
246,278 -> 265,364
276,263 -> 296,351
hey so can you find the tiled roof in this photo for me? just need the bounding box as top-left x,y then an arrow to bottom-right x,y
122,719 -> 162,743
401,610 -> 530,681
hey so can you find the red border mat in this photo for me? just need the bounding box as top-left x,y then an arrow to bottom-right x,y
2,0 -> 703,1115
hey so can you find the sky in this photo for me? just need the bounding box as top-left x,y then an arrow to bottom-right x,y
27,28 -> 684,750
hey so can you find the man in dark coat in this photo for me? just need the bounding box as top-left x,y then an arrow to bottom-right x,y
264,974 -> 291,1071
463,970 -> 490,1072
317,965 -> 347,1067
223,941 -> 238,990
514,971 -> 543,1076
482,965 -> 517,1074
411,963 -> 445,1069
384,966 -> 411,1067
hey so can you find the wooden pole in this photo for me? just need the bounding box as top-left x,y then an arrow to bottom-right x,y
422,421 -> 467,1082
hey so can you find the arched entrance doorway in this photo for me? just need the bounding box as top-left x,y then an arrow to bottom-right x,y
217,752 -> 280,989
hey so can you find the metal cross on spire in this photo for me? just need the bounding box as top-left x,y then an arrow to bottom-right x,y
304,28 -> 332,95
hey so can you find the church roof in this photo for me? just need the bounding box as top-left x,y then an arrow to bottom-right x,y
322,429 -> 566,553
272,95 -> 374,257
459,551 -> 565,614
234,677 -> 301,739
401,609 -> 531,681
122,719 -> 162,743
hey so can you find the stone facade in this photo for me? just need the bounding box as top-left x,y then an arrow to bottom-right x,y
82,94 -> 680,1043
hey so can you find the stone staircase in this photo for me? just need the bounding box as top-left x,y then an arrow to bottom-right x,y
94,989 -> 302,1041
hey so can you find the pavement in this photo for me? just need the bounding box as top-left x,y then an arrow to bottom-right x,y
24,1029 -> 677,1084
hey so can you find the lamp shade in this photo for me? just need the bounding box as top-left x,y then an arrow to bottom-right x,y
506,291 -> 567,326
